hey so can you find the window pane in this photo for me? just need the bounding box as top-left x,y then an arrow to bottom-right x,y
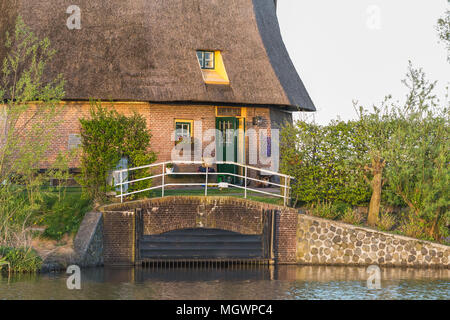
204,61 -> 214,69
204,52 -> 214,69
197,52 -> 204,68
197,51 -> 215,69
175,122 -> 191,142
204,52 -> 213,60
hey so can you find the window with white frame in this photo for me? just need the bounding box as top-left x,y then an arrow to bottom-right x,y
175,121 -> 192,144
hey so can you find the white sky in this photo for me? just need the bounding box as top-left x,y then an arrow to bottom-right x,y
278,0 -> 450,124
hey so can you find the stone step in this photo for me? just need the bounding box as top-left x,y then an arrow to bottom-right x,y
140,249 -> 263,259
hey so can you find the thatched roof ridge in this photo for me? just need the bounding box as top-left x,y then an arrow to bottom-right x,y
254,0 -> 315,111
1,0 -> 315,111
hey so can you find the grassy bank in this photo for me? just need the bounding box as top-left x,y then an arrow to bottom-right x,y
0,247 -> 42,273
0,185 -> 91,273
35,187 -> 92,240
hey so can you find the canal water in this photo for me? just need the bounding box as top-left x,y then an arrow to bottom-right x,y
0,266 -> 448,300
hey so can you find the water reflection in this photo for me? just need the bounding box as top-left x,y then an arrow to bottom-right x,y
0,266 -> 448,300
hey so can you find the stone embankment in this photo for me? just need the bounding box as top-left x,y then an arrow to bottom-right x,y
297,214 -> 449,268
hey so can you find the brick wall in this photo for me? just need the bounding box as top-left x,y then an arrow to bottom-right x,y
101,197 -> 298,265
142,197 -> 266,235
2,102 -> 274,169
274,209 -> 298,264
102,210 -> 135,265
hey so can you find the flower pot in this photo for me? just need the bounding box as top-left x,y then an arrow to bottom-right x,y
166,168 -> 174,174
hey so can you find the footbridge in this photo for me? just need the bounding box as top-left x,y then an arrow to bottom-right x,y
99,161 -> 297,266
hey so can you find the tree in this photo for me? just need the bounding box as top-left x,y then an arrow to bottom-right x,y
353,99 -> 396,226
386,64 -> 449,240
437,6 -> 450,62
0,16 -> 65,247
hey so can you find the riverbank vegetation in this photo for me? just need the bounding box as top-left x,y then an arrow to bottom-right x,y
0,17 -> 79,272
280,9 -> 450,243
0,17 -> 158,272
281,8 -> 450,244
0,247 -> 42,273
36,187 -> 91,240
281,64 -> 449,244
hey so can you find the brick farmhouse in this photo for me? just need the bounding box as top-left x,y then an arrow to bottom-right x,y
0,0 -> 315,179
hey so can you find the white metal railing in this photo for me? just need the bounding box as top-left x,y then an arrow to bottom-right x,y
114,161 -> 294,206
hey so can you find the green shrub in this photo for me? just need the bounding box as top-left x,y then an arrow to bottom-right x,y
308,201 -> 341,220
378,212 -> 397,232
0,256 -> 10,272
340,208 -> 364,225
398,216 -> 430,241
0,247 -> 42,273
281,120 -> 372,207
78,101 -> 157,202
333,202 -> 353,215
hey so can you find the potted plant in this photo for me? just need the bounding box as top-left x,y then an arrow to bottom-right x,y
166,163 -> 174,174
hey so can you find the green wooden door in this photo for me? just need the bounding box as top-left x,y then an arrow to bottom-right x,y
216,117 -> 238,184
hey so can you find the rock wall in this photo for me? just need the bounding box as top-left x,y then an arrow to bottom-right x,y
73,211 -> 104,267
297,214 -> 449,268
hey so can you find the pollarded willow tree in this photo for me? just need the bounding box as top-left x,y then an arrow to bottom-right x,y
353,62 -> 449,237
353,98 -> 397,226
385,64 -> 449,240
0,16 -> 65,247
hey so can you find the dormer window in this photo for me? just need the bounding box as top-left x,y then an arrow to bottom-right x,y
197,51 -> 215,69
196,50 -> 230,85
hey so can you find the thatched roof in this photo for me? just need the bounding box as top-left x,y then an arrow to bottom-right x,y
1,0 -> 315,112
